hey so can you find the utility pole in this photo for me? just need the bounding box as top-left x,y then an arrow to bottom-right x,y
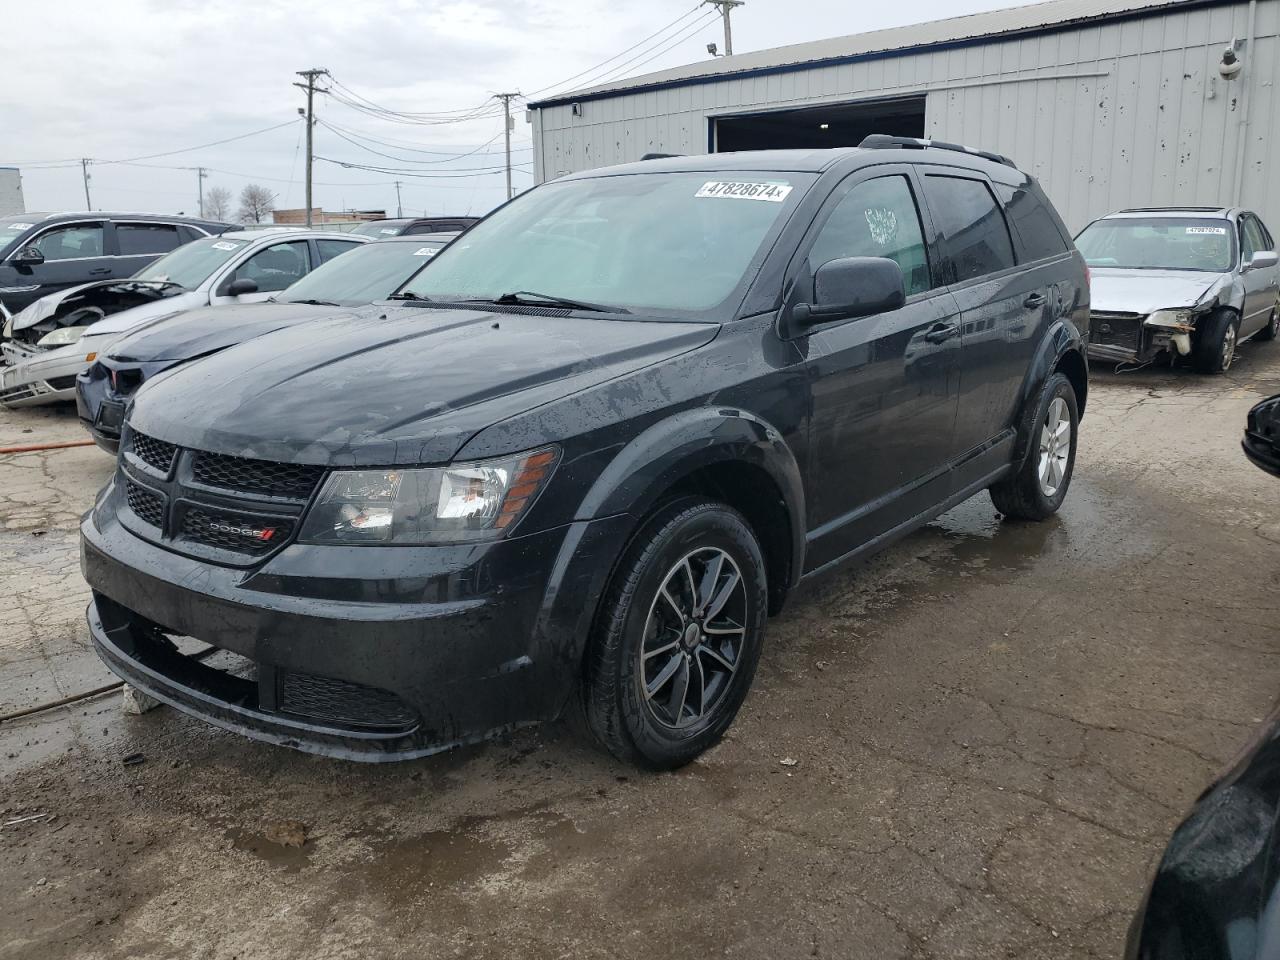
196,167 -> 208,217
393,180 -> 404,217
80,159 -> 92,210
494,92 -> 521,201
704,0 -> 744,56
293,68 -> 329,227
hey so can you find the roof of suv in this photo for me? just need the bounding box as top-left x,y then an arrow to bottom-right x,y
15,211 -> 233,227
218,228 -> 370,242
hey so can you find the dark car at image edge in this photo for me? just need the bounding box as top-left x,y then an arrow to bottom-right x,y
80,137 -> 1090,769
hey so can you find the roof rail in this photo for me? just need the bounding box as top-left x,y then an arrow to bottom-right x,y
1117,205 -> 1228,214
858,134 -> 1016,168
640,152 -> 683,160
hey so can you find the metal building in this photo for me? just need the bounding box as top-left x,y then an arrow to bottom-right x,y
528,0 -> 1278,231
0,167 -> 24,217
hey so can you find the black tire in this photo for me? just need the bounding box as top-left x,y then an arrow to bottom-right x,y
989,371 -> 1079,521
1193,310 -> 1240,373
1256,303 -> 1280,342
581,498 -> 767,770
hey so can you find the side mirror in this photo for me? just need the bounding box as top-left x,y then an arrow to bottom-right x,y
792,257 -> 905,328
225,277 -> 259,297
1248,251 -> 1279,271
13,245 -> 45,266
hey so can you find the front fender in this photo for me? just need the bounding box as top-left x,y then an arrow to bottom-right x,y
1011,318 -> 1087,467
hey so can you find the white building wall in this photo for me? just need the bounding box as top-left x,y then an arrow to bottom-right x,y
531,0 -> 1280,232
0,168 -> 24,217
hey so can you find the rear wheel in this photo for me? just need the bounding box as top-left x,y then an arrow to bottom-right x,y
581,499 -> 767,770
990,372 -> 1078,521
1193,310 -> 1239,373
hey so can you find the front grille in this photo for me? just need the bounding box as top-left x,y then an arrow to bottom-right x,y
191,450 -> 324,500
110,368 -> 144,397
131,432 -> 178,474
46,376 -> 78,391
1090,312 -> 1143,350
125,480 -> 165,528
279,671 -> 418,729
179,507 -> 293,556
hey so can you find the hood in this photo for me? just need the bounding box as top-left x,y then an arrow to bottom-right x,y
106,301 -> 349,363
82,291 -> 207,338
129,305 -> 718,466
1089,268 -> 1224,315
12,280 -> 113,329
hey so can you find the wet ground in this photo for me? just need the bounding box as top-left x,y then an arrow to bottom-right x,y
2,345 -> 1279,960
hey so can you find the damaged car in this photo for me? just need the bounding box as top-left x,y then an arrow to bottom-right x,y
0,229 -> 367,407
1077,207 -> 1280,373
77,233 -> 456,452
81,139 -> 1090,769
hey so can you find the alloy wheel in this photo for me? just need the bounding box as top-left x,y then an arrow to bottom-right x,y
639,547 -> 747,730
1223,325 -> 1237,370
1038,396 -> 1071,498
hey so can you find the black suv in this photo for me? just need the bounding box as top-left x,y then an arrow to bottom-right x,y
0,212 -> 232,315
81,139 -> 1089,769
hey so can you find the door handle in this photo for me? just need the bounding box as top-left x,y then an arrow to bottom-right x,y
1023,293 -> 1047,308
88,268 -> 111,276
924,322 -> 960,344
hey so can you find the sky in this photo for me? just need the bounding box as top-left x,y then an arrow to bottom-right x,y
4,0 -> 1021,220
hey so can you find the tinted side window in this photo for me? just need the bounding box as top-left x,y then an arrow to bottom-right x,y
993,183 -> 1069,263
405,222 -> 442,235
1256,215 -> 1275,249
806,175 -> 933,296
316,239 -> 362,263
923,176 -> 1015,283
116,223 -> 182,256
31,223 -> 105,261
235,240 -> 311,292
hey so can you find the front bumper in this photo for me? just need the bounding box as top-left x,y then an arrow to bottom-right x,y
1087,311 -> 1197,365
0,340 -> 86,407
82,479 -> 628,761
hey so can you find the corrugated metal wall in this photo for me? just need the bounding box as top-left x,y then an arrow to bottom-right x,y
531,0 -> 1280,232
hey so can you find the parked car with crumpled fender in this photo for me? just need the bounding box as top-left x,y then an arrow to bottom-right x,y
77,232 -> 456,452
0,228 -> 367,407
1077,206 -> 1280,373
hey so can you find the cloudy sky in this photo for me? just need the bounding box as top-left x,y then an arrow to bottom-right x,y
5,0 -> 1018,219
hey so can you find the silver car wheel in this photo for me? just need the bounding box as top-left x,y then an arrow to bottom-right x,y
1222,324 -> 1237,370
639,547 -> 747,730
1037,396 -> 1071,498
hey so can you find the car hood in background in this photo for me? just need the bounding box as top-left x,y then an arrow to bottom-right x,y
1089,268 -> 1224,314
11,279 -> 190,331
128,305 -> 719,466
106,302 -> 352,363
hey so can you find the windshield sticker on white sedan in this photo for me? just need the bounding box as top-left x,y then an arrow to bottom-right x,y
6,223 -> 32,230
211,240 -> 241,251
380,228 -> 398,235
412,247 -> 438,257
695,180 -> 793,203
1186,226 -> 1227,235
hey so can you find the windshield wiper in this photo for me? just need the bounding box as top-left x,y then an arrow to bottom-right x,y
491,290 -> 629,314
386,291 -> 432,302
285,298 -> 341,307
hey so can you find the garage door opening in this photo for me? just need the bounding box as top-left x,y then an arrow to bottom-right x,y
713,97 -> 926,153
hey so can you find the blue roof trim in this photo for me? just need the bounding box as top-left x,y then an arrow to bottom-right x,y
529,0 -> 1231,109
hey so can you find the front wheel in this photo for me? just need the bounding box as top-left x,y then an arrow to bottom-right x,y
1255,303 -> 1280,342
990,372 -> 1079,521
580,499 -> 767,770
1193,310 -> 1239,373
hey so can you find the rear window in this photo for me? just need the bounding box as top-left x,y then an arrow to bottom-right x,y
116,222 -> 183,256
923,176 -> 1016,283
994,183 -> 1070,263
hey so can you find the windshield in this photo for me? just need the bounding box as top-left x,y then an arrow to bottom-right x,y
351,220 -> 410,238
401,171 -> 814,316
133,236 -> 249,288
278,240 -> 445,305
0,216 -> 39,259
1075,217 -> 1236,272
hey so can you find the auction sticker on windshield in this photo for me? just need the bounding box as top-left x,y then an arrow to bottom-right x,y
413,247 -> 438,257
1186,226 -> 1227,235
695,180 -> 793,203
211,241 -> 242,251
6,223 -> 32,230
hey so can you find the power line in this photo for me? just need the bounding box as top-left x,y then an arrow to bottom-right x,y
315,156 -> 532,179
572,10 -> 720,92
5,120 -> 301,169
316,120 -> 518,166
318,119 -> 532,158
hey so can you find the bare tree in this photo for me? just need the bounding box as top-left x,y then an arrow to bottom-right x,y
203,186 -> 232,221
236,184 -> 276,224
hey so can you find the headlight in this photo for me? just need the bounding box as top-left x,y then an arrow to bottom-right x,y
298,446 -> 560,545
36,327 -> 85,348
1145,309 -> 1196,331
